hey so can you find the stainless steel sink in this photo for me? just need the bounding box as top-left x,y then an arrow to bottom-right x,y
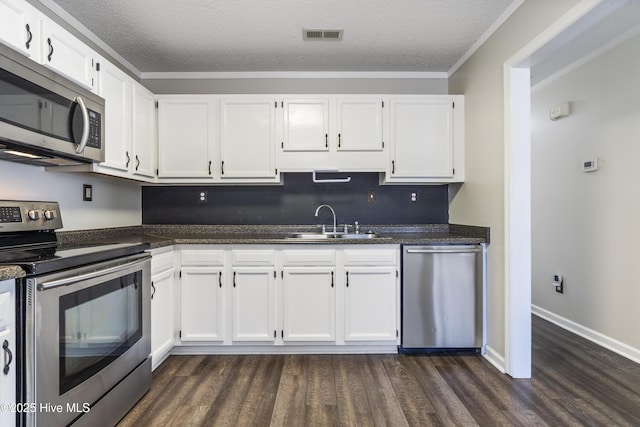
285,232 -> 389,240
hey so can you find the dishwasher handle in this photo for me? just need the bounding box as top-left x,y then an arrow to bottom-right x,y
405,246 -> 482,254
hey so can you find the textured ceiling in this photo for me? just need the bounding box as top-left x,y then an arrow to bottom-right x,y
47,0 -> 515,73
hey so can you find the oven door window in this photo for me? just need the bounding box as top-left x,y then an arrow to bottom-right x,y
59,270 -> 142,394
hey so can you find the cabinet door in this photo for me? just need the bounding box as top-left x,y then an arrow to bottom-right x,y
0,0 -> 37,58
232,266 -> 276,342
157,98 -> 213,178
389,98 -> 454,178
282,267 -> 335,342
282,98 -> 329,152
344,267 -> 397,341
151,268 -> 174,370
132,82 -> 157,178
336,98 -> 384,151
98,61 -> 132,172
220,98 -> 277,179
0,280 -> 15,427
180,266 -> 224,342
40,19 -> 97,91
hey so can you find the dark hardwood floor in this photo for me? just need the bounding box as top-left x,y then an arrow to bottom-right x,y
119,316 -> 640,426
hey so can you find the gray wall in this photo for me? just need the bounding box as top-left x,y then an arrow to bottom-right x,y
531,33 -> 640,354
142,77 -> 448,95
448,0 -> 583,359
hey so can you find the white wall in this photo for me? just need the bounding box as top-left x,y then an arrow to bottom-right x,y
448,0 -> 582,360
0,161 -> 141,231
531,33 -> 640,352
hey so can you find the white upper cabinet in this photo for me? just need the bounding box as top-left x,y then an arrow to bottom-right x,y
277,95 -> 388,172
219,97 -> 278,181
157,97 -> 215,179
97,60 -> 131,172
385,95 -> 464,183
0,0 -> 39,60
131,82 -> 157,178
282,98 -> 329,152
336,97 -> 384,152
40,18 -> 97,92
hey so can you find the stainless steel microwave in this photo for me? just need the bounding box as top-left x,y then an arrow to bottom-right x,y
0,42 -> 105,166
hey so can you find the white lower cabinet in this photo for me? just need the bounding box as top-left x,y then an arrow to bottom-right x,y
282,266 -> 336,342
150,248 -> 175,370
232,266 -> 276,341
0,279 -> 16,427
344,267 -> 398,341
173,245 -> 399,352
343,248 -> 399,342
231,249 -> 277,342
179,249 -> 226,342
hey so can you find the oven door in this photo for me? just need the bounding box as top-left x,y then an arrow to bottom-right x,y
24,254 -> 150,427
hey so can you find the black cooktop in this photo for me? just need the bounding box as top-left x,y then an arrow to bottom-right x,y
0,242 -> 150,276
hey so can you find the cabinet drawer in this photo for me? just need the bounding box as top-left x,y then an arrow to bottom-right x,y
151,250 -> 174,275
181,249 -> 225,266
231,249 -> 275,266
282,249 -> 335,266
343,249 -> 397,266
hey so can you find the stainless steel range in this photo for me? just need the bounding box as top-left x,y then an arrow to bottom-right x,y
0,200 -> 151,427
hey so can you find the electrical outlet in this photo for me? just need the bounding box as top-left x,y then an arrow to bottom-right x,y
410,192 -> 417,202
553,274 -> 564,294
198,190 -> 207,204
83,184 -> 92,202
367,190 -> 376,203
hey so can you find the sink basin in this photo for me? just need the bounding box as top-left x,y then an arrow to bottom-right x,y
285,232 -> 389,240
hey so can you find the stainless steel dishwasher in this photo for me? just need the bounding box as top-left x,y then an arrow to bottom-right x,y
401,245 -> 483,353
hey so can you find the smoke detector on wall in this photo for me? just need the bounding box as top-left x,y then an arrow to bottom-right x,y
303,29 -> 344,41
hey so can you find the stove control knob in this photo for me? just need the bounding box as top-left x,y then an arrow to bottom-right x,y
44,210 -> 57,220
27,209 -> 40,220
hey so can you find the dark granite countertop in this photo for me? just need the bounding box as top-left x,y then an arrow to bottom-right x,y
57,224 -> 489,250
0,265 -> 26,281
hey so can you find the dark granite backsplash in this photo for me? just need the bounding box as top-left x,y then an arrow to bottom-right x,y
142,173 -> 448,225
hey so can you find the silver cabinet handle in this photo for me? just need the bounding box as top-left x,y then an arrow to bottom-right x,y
73,96 -> 90,154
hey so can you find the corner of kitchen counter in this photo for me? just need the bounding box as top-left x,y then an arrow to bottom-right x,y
448,223 -> 490,243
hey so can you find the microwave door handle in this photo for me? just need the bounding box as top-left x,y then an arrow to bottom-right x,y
73,96 -> 90,154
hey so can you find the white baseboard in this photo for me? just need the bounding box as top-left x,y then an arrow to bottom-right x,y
483,345 -> 505,373
532,305 -> 640,365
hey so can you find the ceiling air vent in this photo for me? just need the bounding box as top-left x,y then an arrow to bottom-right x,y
303,29 -> 343,41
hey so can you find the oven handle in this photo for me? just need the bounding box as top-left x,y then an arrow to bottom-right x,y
38,256 -> 148,291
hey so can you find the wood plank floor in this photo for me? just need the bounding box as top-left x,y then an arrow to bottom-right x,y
119,316 -> 640,426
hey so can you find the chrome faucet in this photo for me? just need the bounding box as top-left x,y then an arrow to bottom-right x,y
314,204 -> 337,234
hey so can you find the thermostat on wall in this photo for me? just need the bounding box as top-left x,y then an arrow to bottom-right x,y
550,102 -> 571,121
581,158 -> 599,172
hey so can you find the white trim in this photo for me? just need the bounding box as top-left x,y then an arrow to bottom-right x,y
483,345 -> 506,374
503,65 -> 531,378
532,23 -> 640,92
532,306 -> 640,365
502,0 -> 606,379
447,0 -> 526,76
140,71 -> 448,80
170,345 -> 398,355
36,0 -> 142,77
